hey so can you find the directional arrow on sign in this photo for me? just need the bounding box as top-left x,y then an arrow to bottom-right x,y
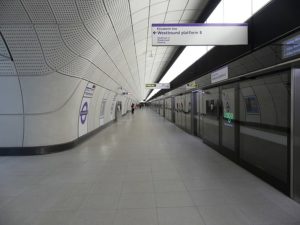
153,31 -> 156,35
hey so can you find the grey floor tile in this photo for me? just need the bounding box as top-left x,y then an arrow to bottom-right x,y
0,185 -> 29,198
32,211 -> 76,225
118,193 -> 155,209
190,190 -> 229,206
113,209 -> 158,225
125,165 -> 152,173
152,171 -> 181,181
183,178 -> 225,191
1,110 -> 299,225
49,194 -> 86,211
239,203 -> 299,225
0,196 -> 14,209
81,194 -> 119,210
224,187 -> 273,206
154,180 -> 186,192
198,205 -> 251,225
3,193 -> 60,212
254,223 -> 300,225
123,172 -> 152,182
157,207 -> 205,225
72,210 -> 115,225
155,191 -> 194,207
122,181 -> 154,193
0,209 -> 36,225
90,181 -> 123,194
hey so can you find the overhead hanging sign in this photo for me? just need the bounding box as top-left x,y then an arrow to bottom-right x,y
145,83 -> 170,89
211,66 -> 229,83
152,23 -> 248,46
186,81 -> 198,89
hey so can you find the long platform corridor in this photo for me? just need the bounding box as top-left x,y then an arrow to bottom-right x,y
1,109 -> 300,225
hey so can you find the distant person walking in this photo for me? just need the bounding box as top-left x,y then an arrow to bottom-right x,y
131,103 -> 135,114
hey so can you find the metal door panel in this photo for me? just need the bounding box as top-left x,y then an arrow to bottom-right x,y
202,87 -> 220,146
186,93 -> 192,132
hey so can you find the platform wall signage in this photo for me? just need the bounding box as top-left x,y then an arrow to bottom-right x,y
145,83 -> 170,89
79,82 -> 96,137
99,99 -> 107,126
110,94 -> 117,120
152,23 -> 248,46
211,66 -> 228,84
282,34 -> 300,59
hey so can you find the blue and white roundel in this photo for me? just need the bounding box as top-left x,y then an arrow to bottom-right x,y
80,101 -> 88,124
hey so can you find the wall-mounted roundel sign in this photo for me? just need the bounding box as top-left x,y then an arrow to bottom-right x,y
80,102 -> 88,124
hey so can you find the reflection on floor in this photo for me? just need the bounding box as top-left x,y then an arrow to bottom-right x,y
0,109 -> 300,225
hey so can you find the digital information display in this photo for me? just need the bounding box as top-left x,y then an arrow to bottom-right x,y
282,34 -> 300,59
245,96 -> 260,114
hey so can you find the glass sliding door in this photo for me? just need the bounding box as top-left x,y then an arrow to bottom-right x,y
220,83 -> 239,160
202,87 -> 220,146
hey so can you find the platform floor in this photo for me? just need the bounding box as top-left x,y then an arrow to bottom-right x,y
0,109 -> 300,225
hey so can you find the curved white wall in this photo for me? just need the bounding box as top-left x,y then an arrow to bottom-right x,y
0,1 -> 136,148
0,0 -> 208,149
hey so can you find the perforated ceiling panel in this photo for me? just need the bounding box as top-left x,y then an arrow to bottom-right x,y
0,0 -> 209,100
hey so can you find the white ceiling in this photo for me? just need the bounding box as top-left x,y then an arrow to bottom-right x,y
0,0 -> 209,100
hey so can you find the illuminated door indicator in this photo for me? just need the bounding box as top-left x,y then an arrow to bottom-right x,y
224,112 -> 234,123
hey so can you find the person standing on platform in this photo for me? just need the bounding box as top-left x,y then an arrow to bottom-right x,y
131,103 -> 135,114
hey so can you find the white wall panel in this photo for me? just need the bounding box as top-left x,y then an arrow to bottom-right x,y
133,20 -> 148,32
84,66 -> 109,87
20,72 -> 80,114
48,0 -> 81,24
110,93 -> 118,121
0,61 -> 17,76
22,0 -> 56,23
0,115 -> 23,147
0,1 -> 30,24
0,36 -> 10,58
150,1 -> 168,17
151,0 -> 166,4
85,16 -> 120,54
23,81 -> 86,146
60,24 -> 97,56
89,86 -> 104,131
1,25 -> 51,75
81,43 -> 102,62
0,0 -> 208,148
104,91 -> 114,124
99,91 -> 109,126
0,76 -> 23,114
168,0 -> 189,11
130,0 -> 148,13
132,8 -> 149,24
122,96 -> 129,115
35,25 -> 77,70
135,29 -> 147,44
76,0 -> 106,21
59,57 -> 92,78
92,49 -> 118,75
